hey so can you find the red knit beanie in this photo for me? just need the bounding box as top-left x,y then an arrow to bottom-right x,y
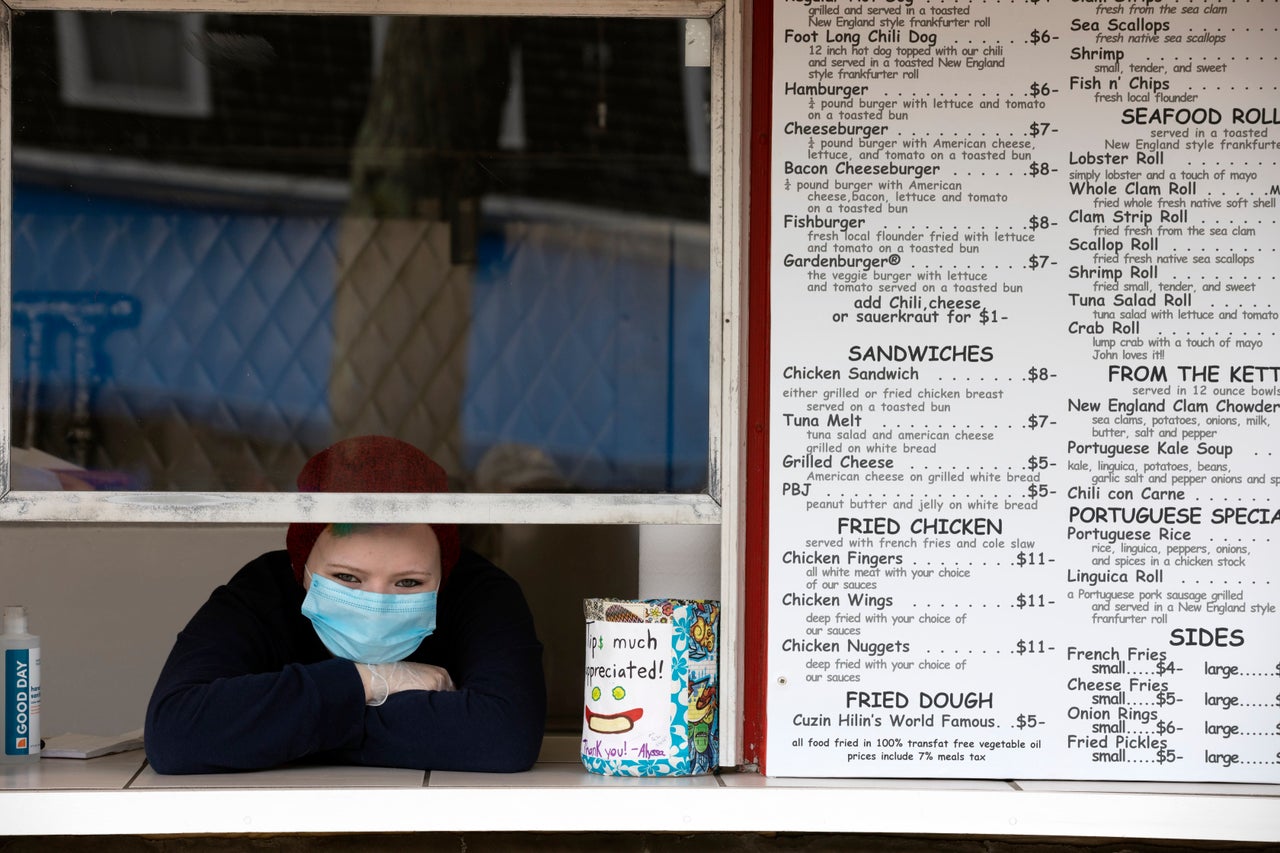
285,436 -> 460,585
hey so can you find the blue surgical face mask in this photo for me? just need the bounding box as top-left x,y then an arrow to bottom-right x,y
300,570 -> 437,664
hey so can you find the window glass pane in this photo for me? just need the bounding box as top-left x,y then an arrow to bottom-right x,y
10,12 -> 712,494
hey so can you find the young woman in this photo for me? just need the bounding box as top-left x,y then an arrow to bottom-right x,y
145,435 -> 546,773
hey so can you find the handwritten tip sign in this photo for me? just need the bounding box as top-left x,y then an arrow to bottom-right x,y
581,598 -> 720,777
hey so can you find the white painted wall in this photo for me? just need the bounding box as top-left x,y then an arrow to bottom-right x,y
638,524 -> 720,600
4,525 -> 284,736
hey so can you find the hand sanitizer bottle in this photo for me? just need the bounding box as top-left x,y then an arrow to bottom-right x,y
1,606 -> 41,763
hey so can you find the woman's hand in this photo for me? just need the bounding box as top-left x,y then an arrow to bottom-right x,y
358,662 -> 456,705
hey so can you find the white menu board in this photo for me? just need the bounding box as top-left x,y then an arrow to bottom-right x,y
766,0 -> 1279,781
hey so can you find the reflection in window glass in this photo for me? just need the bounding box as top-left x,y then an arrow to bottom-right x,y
10,14 -> 711,494
57,12 -> 213,118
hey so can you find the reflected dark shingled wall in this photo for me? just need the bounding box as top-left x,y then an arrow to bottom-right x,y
12,14 -> 708,218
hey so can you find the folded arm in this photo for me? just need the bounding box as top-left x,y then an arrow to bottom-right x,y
337,569 -> 546,772
144,577 -> 369,773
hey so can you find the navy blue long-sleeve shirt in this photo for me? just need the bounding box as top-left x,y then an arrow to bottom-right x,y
145,548 -> 545,774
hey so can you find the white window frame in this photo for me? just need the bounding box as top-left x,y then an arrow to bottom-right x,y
54,10 -> 213,118
0,0 -> 749,764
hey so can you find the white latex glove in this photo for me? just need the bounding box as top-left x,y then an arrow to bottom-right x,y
358,662 -> 456,706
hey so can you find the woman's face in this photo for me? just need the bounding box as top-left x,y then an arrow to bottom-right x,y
304,524 -> 442,595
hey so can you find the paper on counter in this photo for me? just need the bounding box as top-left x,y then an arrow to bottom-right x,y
41,728 -> 144,759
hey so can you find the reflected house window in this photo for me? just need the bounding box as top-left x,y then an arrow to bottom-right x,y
55,12 -> 212,118
683,65 -> 711,176
498,45 -> 527,152
12,13 -> 711,494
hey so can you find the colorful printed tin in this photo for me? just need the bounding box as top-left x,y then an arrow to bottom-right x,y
581,598 -> 719,776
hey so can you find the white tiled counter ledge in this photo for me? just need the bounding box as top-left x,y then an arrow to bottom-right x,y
1,751 -> 1277,841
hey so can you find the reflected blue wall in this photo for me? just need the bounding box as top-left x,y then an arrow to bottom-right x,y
12,183 -> 709,491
